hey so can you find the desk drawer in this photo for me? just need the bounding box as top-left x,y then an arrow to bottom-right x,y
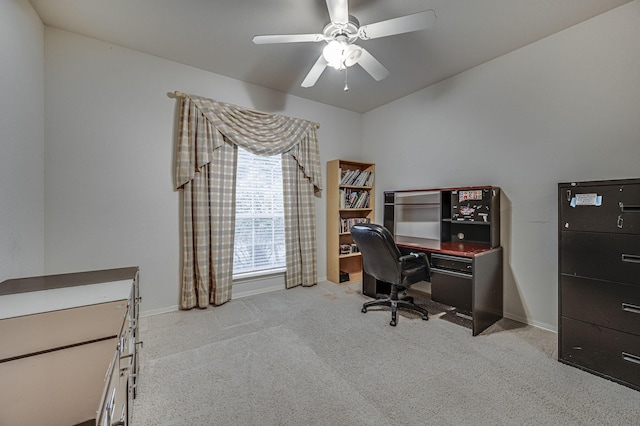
560,232 -> 640,285
561,275 -> 640,335
560,317 -> 640,389
431,268 -> 472,312
431,253 -> 473,275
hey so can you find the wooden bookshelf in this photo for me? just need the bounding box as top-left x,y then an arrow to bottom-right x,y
326,159 -> 375,284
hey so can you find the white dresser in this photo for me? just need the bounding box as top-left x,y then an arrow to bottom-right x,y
0,267 -> 141,426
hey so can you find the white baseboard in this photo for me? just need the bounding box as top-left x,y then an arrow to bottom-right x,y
233,283 -> 283,299
503,312 -> 557,333
139,273 -> 335,317
140,305 -> 179,317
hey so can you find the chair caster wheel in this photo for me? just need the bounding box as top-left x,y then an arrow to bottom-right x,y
390,320 -> 397,326
361,307 -> 367,313
422,315 -> 429,321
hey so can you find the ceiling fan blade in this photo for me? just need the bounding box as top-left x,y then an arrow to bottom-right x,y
358,10 -> 436,40
301,55 -> 329,88
356,48 -> 389,81
252,34 -> 325,44
326,0 -> 349,25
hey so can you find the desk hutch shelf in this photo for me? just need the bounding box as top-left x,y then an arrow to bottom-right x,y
326,159 -> 375,285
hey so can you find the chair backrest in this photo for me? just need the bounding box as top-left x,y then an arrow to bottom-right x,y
350,223 -> 403,285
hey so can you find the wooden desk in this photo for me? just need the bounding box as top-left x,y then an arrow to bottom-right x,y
363,236 -> 503,336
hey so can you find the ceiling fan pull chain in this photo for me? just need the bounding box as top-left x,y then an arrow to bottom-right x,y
344,67 -> 349,91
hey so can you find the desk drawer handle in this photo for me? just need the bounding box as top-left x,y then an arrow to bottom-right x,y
621,254 -> 640,264
431,267 -> 473,279
431,254 -> 472,263
622,352 -> 640,366
622,303 -> 640,314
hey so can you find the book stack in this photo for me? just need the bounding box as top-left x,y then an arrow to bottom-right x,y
339,169 -> 374,187
339,243 -> 360,255
340,217 -> 371,233
340,189 -> 370,209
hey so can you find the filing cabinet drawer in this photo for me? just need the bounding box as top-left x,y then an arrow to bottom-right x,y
561,275 -> 640,335
560,317 -> 640,389
560,231 -> 640,285
560,183 -> 640,234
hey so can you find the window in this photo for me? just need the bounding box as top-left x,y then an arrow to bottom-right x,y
233,148 -> 285,276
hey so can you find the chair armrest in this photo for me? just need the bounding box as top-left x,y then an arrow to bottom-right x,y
399,251 -> 427,266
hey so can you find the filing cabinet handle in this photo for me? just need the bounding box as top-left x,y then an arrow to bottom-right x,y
620,203 -> 640,213
622,303 -> 640,314
622,352 -> 640,366
621,254 -> 640,264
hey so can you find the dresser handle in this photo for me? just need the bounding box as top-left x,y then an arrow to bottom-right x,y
621,254 -> 640,264
622,352 -> 640,365
622,303 -> 640,314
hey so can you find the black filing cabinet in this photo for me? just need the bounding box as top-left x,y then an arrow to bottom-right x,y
558,178 -> 640,391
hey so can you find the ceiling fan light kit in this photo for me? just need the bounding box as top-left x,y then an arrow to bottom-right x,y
252,0 -> 436,89
322,38 -> 362,70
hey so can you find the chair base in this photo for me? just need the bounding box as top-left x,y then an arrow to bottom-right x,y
361,291 -> 429,326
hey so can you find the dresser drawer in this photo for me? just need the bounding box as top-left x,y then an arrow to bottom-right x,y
561,275 -> 640,335
0,338 -> 116,426
0,300 -> 128,361
97,350 -> 129,426
560,183 -> 640,235
560,317 -> 640,389
560,232 -> 640,285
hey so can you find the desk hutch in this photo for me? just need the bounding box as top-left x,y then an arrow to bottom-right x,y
364,186 -> 503,335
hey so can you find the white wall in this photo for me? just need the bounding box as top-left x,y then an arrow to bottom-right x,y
363,1 -> 640,330
0,0 -> 45,281
43,28 -> 362,314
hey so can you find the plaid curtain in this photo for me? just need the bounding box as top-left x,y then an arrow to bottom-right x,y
175,94 -> 322,308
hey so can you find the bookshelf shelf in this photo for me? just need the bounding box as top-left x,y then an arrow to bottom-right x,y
339,252 -> 362,259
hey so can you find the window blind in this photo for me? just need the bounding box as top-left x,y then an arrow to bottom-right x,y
233,148 -> 285,275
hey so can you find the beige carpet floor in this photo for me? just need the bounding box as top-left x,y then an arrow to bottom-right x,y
132,281 -> 639,425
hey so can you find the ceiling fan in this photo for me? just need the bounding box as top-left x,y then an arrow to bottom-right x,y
252,0 -> 436,89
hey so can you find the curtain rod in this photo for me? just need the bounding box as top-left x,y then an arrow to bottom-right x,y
170,91 -> 320,129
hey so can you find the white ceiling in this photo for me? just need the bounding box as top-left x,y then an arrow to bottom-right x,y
30,0 -> 631,113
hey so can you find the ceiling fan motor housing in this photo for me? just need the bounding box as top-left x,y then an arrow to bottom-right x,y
322,16 -> 360,43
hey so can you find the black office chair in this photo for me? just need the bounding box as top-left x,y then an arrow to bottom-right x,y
350,223 -> 430,326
